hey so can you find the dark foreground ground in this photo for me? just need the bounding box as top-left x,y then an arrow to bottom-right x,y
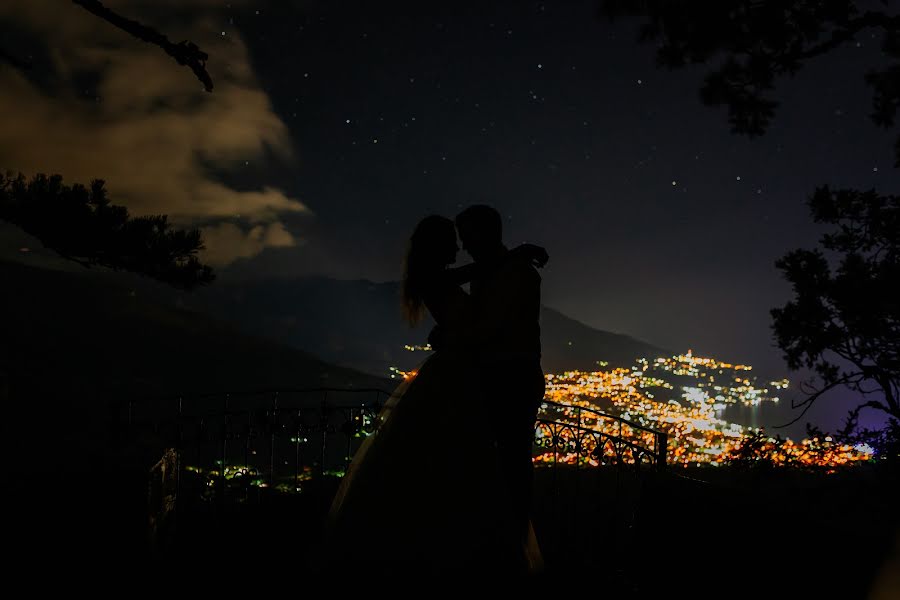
633,465 -> 900,599
9,462 -> 899,597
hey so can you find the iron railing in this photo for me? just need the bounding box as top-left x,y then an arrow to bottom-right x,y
536,400 -> 668,470
120,390 -> 667,498
119,387 -> 668,568
116,387 -> 392,498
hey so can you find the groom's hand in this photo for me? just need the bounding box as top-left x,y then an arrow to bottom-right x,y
530,245 -> 549,268
513,243 -> 549,268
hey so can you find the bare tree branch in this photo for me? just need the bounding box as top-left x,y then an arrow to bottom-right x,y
71,0 -> 213,92
791,12 -> 900,62
777,373 -> 862,429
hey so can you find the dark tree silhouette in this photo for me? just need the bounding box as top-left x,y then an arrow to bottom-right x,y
604,1 -> 900,431
771,186 -> 899,425
1,0 -> 213,92
722,428 -> 782,470
0,4 -> 215,287
0,171 -> 214,290
601,0 -> 900,165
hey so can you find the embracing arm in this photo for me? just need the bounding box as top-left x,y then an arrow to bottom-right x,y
444,243 -> 549,286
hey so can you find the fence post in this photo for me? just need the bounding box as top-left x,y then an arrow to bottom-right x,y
319,390 -> 329,477
174,395 -> 183,539
657,432 -> 668,471
345,406 -> 354,473
221,393 -> 229,505
269,391 -> 278,488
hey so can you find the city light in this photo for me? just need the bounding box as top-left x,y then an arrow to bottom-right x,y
540,350 -> 871,468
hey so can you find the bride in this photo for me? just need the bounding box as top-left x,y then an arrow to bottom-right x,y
324,215 -> 546,577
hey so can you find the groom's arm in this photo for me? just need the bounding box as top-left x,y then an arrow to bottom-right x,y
445,244 -> 548,287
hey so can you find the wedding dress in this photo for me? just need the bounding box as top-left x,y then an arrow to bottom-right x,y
324,278 -> 543,577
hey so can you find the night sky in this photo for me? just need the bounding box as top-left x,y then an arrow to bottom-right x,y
1,0 -> 896,431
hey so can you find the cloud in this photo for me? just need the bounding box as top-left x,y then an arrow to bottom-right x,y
200,221 -> 299,266
0,0 -> 308,266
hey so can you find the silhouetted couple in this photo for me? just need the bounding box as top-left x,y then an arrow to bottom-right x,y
325,204 -> 548,580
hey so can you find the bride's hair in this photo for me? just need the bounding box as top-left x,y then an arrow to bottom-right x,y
402,215 -> 456,326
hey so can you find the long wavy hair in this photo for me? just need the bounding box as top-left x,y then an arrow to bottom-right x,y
401,215 -> 456,326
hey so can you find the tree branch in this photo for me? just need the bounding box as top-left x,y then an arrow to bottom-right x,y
792,12 -> 900,63
71,0 -> 213,92
876,372 -> 900,416
776,373 -> 862,429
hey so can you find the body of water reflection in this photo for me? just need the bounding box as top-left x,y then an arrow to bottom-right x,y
719,391 -> 890,441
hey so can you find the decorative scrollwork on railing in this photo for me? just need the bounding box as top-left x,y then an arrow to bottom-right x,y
535,401 -> 666,471
335,405 -> 383,438
535,422 -> 651,468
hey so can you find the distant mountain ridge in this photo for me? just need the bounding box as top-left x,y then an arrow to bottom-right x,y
173,276 -> 672,377
0,261 -> 390,406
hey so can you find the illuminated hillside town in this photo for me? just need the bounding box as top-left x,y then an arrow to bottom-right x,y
182,349 -> 875,495
394,349 -> 872,468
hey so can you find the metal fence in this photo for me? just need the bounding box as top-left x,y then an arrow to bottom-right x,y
536,400 -> 668,470
119,387 -> 667,572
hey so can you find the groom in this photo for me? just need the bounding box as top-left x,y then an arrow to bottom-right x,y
454,204 -> 546,562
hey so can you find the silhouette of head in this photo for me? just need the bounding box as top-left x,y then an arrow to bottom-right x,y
455,204 -> 503,263
401,215 -> 458,325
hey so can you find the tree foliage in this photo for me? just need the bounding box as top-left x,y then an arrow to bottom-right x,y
604,1 -> 900,431
0,171 -> 214,290
808,415 -> 900,468
601,0 -> 900,165
772,186 -> 899,424
722,429 -> 784,470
